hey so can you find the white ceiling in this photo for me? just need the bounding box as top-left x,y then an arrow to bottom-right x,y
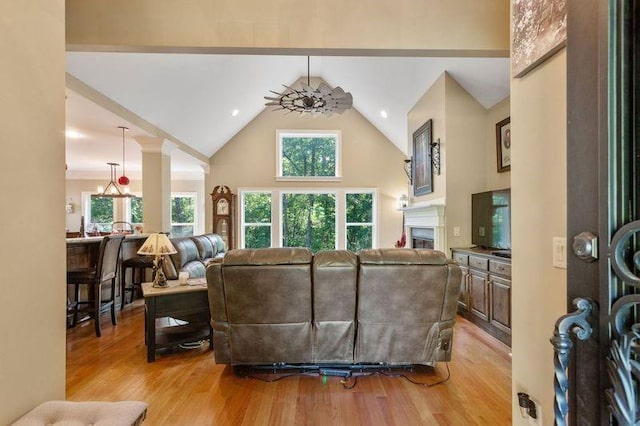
65,53 -> 510,177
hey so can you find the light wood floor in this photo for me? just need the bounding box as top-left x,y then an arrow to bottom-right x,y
66,301 -> 512,425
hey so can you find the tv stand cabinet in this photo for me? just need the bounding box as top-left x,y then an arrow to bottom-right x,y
451,248 -> 511,346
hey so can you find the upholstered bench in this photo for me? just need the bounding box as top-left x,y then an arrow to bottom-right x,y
12,400 -> 147,425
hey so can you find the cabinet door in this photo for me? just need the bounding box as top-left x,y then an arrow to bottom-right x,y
458,266 -> 469,311
468,270 -> 489,321
490,275 -> 511,334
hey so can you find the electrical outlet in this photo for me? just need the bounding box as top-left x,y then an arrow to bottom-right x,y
479,226 -> 485,237
453,226 -> 461,237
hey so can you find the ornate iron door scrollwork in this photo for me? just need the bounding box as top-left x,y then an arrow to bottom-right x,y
550,298 -> 594,426
605,221 -> 640,425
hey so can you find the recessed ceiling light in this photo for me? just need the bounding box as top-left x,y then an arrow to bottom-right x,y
231,109 -> 239,117
65,129 -> 83,139
380,110 -> 388,119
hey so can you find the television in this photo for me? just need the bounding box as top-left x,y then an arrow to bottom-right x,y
471,188 -> 511,253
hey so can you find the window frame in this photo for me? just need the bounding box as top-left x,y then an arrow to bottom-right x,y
170,192 -> 197,237
276,130 -> 342,182
239,187 -> 377,251
240,190 -> 273,249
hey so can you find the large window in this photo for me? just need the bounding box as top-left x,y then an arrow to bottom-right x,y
240,189 -> 376,252
282,192 -> 336,251
171,193 -> 196,237
277,130 -> 341,180
129,196 -> 143,228
242,192 -> 272,248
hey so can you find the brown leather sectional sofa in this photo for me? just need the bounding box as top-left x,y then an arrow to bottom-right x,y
206,247 -> 461,367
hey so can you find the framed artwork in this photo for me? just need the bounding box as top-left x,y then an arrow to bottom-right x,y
496,117 -> 511,173
512,0 -> 567,78
412,119 -> 433,196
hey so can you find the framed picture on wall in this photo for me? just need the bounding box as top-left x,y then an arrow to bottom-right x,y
412,119 -> 433,196
496,117 -> 511,173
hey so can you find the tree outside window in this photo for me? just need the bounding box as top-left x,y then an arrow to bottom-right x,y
282,193 -> 336,252
277,131 -> 341,180
243,192 -> 271,248
171,194 -> 195,237
89,197 -> 114,233
346,192 -> 374,252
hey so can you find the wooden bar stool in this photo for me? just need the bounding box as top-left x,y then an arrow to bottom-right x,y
67,234 -> 125,337
120,255 -> 155,308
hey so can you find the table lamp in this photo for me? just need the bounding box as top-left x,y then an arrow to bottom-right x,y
137,233 -> 177,288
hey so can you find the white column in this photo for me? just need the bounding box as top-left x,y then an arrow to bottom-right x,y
136,137 -> 176,233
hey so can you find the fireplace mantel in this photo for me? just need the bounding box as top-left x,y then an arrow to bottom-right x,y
401,202 -> 446,251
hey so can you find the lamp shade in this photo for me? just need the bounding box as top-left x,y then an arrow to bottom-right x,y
137,233 -> 177,256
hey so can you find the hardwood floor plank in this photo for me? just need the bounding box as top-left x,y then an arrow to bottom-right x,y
66,300 -> 512,425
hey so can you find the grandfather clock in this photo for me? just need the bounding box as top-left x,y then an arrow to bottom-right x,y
210,185 -> 234,250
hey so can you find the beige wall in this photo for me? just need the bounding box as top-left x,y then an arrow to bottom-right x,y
66,0 -> 509,55
207,94 -> 406,249
407,73 -> 502,254
444,74 -> 490,250
0,1 -> 66,423
510,51 -> 567,425
66,179 -> 206,235
486,97 -> 511,190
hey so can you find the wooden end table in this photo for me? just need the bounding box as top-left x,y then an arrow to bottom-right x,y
142,279 -> 213,362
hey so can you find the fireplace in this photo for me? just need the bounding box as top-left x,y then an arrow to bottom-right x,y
403,202 -> 446,252
411,227 -> 435,249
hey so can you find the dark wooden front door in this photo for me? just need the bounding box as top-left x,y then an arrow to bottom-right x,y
564,0 -> 639,424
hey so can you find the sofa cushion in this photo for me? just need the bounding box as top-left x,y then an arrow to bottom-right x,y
165,237 -> 205,280
355,248 -> 461,364
312,250 -> 358,363
191,235 -> 215,260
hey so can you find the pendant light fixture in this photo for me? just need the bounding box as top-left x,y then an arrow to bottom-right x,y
264,56 -> 353,116
92,126 -> 132,199
117,126 -> 130,186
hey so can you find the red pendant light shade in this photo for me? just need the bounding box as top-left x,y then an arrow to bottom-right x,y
118,126 -> 129,186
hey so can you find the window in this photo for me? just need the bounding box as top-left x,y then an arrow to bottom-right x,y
129,196 -> 143,228
346,192 -> 374,252
277,130 -> 341,180
171,193 -> 196,237
242,192 -> 272,248
282,192 -> 336,251
88,197 -> 114,233
240,188 -> 376,252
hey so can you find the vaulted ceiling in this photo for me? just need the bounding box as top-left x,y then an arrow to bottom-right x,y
65,53 -> 510,179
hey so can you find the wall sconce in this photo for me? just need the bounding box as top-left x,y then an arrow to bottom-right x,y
431,138 -> 441,175
517,393 -> 537,419
403,158 -> 412,185
398,194 -> 409,209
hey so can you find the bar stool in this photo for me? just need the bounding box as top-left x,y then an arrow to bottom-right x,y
67,234 -> 125,337
120,255 -> 155,308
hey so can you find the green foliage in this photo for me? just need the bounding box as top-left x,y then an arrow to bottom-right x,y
130,196 -> 143,224
282,193 -> 335,252
90,197 -> 113,225
245,225 -> 271,248
347,225 -> 373,252
244,193 -> 271,223
281,136 -> 336,177
172,196 -> 195,223
346,193 -> 373,223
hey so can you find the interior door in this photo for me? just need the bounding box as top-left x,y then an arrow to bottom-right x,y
562,0 -> 640,424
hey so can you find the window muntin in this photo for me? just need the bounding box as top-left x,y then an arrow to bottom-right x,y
345,192 -> 374,252
277,130 -> 341,181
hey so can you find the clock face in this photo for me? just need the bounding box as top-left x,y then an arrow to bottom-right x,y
216,199 -> 229,215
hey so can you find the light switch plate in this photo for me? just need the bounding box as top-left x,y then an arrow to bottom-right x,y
553,237 -> 567,269
453,226 -> 461,237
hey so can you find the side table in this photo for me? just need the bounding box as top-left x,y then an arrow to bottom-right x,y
142,279 -> 212,362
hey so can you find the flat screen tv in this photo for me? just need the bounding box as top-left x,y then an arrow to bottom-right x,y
471,188 -> 511,251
